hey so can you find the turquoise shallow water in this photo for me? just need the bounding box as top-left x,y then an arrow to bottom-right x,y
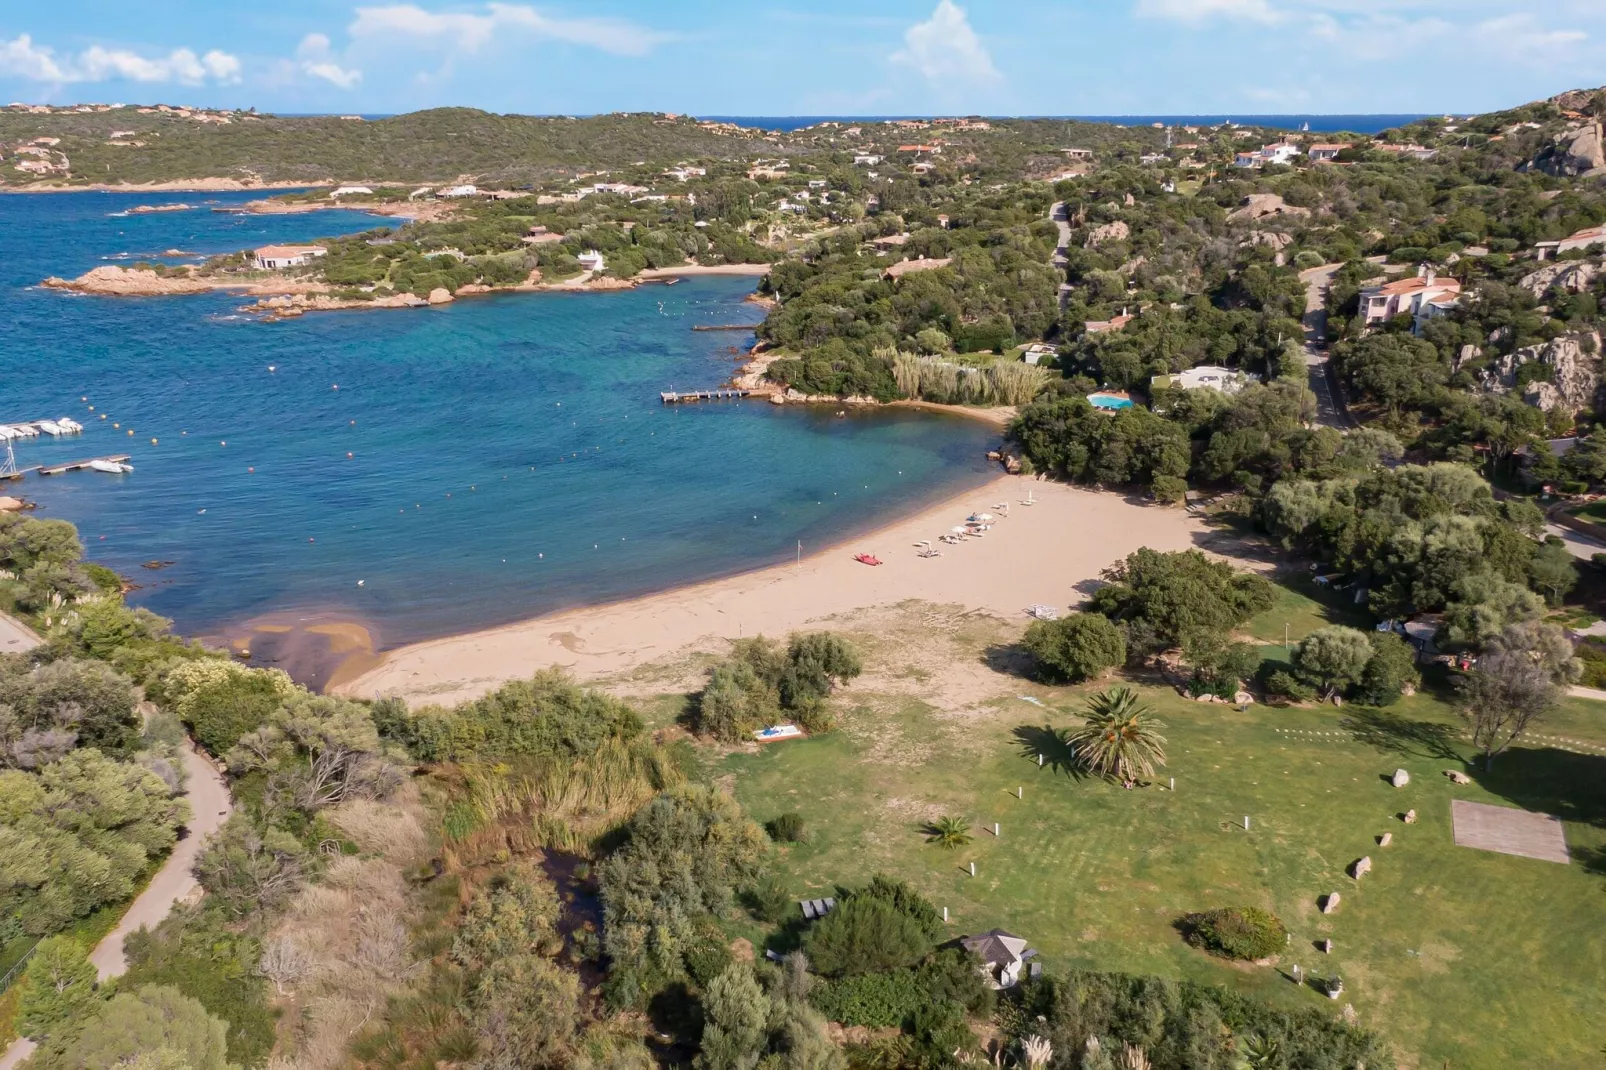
1,191 -> 998,656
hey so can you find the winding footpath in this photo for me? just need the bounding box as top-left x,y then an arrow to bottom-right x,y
0,614 -> 233,1070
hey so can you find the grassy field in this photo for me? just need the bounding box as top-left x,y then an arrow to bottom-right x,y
659,596 -> 1606,1070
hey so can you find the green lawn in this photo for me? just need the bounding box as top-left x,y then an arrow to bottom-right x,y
1569,500 -> 1606,524
684,605 -> 1606,1070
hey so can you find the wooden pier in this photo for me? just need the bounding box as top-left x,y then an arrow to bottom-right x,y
660,389 -> 752,404
0,455 -> 132,481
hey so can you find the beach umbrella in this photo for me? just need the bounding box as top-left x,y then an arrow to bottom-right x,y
951,526 -> 967,534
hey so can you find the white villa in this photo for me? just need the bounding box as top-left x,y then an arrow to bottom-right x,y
330,185 -> 373,198
438,184 -> 479,198
576,250 -> 606,272
1151,365 -> 1259,394
253,244 -> 327,270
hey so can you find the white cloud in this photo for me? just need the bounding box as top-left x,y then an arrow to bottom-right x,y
0,35 -> 67,81
348,2 -> 668,57
0,34 -> 240,85
890,1 -> 1000,85
297,33 -> 362,89
1136,0 -> 1279,22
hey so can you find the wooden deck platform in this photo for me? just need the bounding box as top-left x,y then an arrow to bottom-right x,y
660,389 -> 752,403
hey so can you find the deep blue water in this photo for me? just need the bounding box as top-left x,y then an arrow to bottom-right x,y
0,191 -> 997,655
708,114 -> 1434,134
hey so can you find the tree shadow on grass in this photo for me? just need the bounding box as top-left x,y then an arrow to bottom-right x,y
1012,724 -> 1089,780
982,642 -> 1036,678
1469,746 -> 1606,834
1339,707 -> 1464,762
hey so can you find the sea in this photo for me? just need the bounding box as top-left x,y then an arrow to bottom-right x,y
706,115 -> 1434,134
0,191 -> 998,679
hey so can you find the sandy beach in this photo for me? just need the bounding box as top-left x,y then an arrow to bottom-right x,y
335,476 -> 1221,707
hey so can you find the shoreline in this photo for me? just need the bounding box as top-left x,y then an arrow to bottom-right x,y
1,179 -> 317,195
332,476 -> 1218,706
42,260 -> 774,307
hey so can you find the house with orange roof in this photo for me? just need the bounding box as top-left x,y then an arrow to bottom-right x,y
1534,225 -> 1606,261
253,244 -> 328,270
1360,267 -> 1462,330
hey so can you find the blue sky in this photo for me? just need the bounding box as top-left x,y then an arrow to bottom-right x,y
2,1 -> 1602,116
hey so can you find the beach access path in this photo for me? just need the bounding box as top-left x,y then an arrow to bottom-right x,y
0,612 -> 38,657
338,475 -> 1232,707
0,617 -> 232,1070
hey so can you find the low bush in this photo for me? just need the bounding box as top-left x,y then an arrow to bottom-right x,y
121,906 -> 277,1067
1022,613 -> 1127,682
766,812 -> 808,843
811,970 -> 922,1028
1185,906 -> 1288,961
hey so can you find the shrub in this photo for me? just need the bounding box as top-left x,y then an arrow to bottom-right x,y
811,970 -> 923,1027
1186,906 -> 1287,961
766,812 -> 808,843
1262,668 -> 1315,703
1022,613 -> 1127,682
802,876 -> 941,978
694,632 -> 862,741
1355,633 -> 1420,706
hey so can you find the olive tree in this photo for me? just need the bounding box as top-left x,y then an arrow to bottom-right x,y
1292,626 -> 1374,701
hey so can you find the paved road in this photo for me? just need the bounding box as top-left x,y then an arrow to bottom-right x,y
1569,685 -> 1606,702
1050,202 -> 1073,310
0,611 -> 40,657
1547,522 -> 1606,561
1298,262 -> 1354,430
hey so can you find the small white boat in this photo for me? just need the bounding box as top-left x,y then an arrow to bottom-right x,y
0,427 -> 18,440
9,424 -> 38,437
89,459 -> 133,474
37,421 -> 63,436
56,418 -> 82,433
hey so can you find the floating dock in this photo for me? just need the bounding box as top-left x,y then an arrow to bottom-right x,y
660,389 -> 752,404
0,455 -> 132,481
691,324 -> 761,332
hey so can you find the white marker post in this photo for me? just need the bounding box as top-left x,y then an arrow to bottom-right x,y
994,822 -> 1000,837
1038,754 -> 1044,767
1017,786 -> 1023,799
1169,777 -> 1175,791
943,906 -> 949,922
1244,816 -> 1251,831
969,862 -> 976,877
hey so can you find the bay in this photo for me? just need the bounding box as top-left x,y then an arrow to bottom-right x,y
0,191 -> 998,666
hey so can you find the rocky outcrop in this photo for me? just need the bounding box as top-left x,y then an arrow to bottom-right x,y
1086,220 -> 1129,247
1244,231 -> 1293,265
1476,331 -> 1601,413
427,287 -> 454,305
43,266 -> 214,295
1519,258 -> 1601,297
1529,121 -> 1606,177
246,291 -> 430,316
1228,193 -> 1311,223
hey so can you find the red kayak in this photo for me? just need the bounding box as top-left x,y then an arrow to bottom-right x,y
854,553 -> 883,566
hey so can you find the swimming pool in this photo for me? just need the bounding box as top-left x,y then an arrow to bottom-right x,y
1087,392 -> 1136,410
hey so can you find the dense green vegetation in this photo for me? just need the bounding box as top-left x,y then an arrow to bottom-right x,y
6,86 -> 1606,1069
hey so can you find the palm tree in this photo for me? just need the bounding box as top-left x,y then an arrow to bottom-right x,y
1068,687 -> 1167,784
926,815 -> 973,849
